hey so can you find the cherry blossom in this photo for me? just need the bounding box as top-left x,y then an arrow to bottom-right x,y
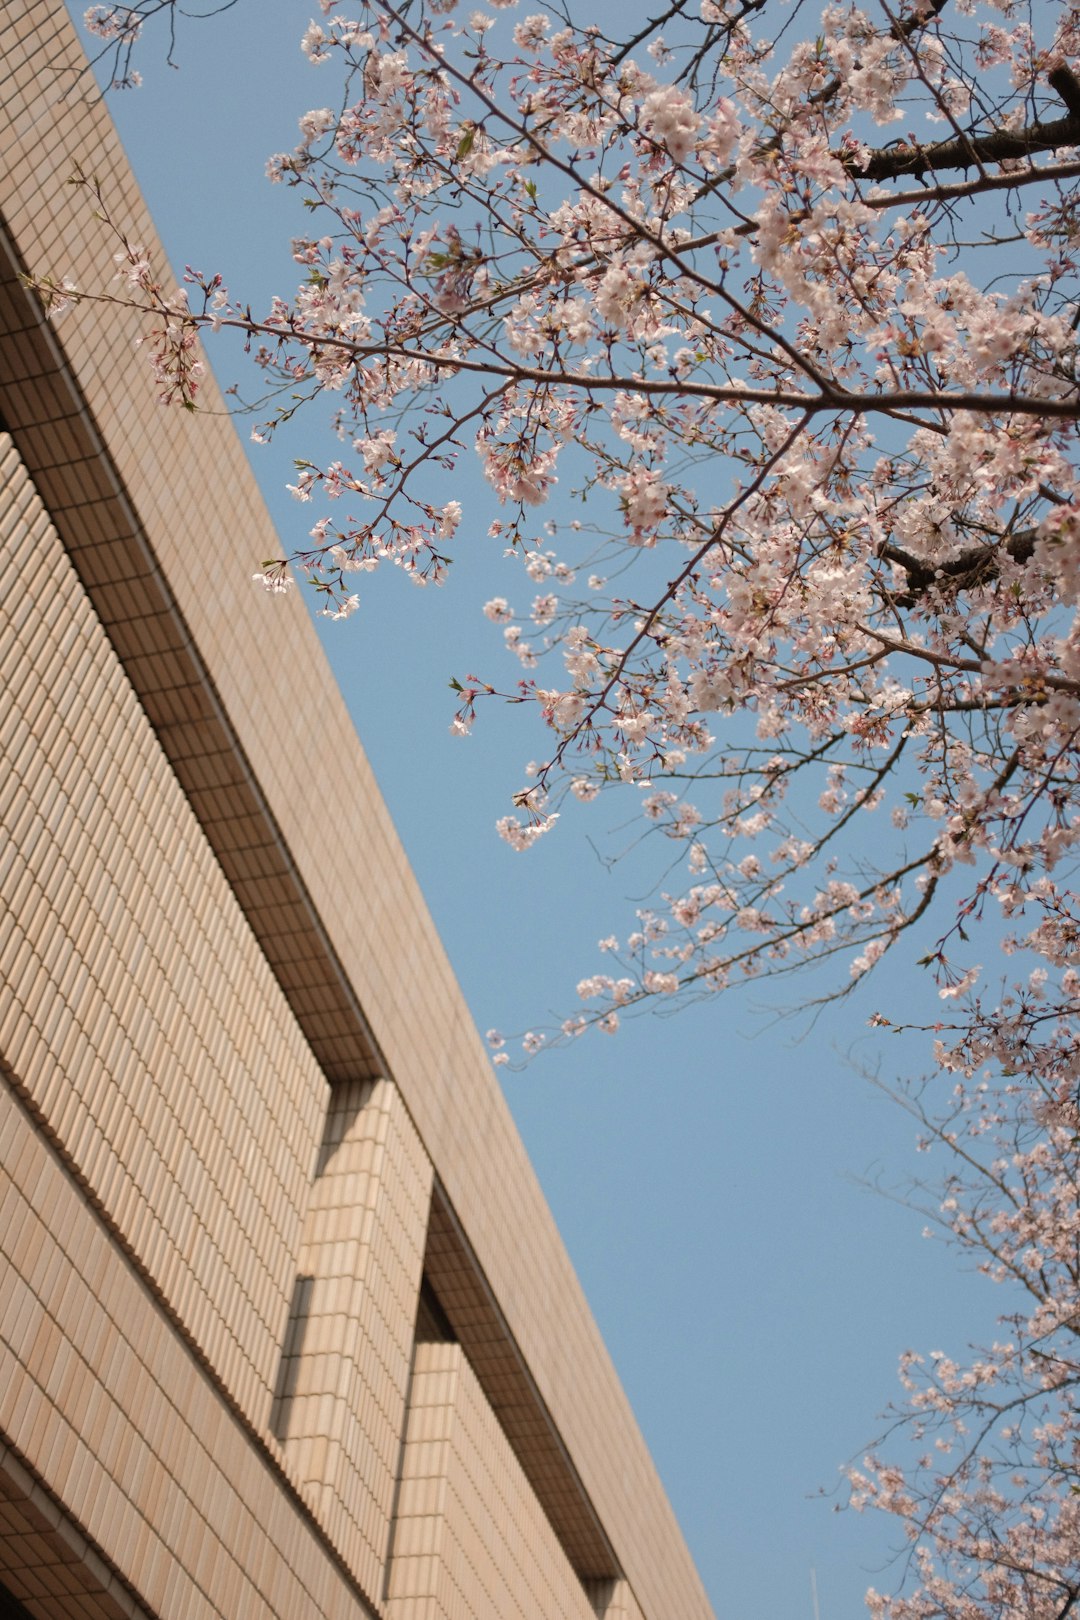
847,1064 -> 1080,1620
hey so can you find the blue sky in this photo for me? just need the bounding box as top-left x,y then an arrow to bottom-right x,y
60,6 -> 1002,1614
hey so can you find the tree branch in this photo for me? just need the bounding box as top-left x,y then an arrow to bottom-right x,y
857,68 -> 1080,180
880,527 -> 1039,606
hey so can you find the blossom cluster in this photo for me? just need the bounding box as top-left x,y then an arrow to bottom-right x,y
848,1069 -> 1080,1620
68,0 -> 1080,1059
75,0 -> 1080,1063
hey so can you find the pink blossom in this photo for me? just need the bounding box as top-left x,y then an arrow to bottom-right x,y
640,85 -> 700,163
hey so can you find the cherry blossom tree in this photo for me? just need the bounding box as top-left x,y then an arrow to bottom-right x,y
49,0 -> 1080,1610
69,0 -> 1080,1055
848,1059 -> 1080,1620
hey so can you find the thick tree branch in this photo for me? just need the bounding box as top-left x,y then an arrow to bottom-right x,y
880,527 -> 1039,606
857,66 -> 1080,180
858,110 -> 1080,180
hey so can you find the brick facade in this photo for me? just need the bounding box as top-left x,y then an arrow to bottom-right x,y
0,8 -> 715,1618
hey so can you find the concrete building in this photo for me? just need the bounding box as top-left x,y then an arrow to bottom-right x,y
0,6 -> 714,1617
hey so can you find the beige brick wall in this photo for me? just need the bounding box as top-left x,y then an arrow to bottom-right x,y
0,1441 -> 153,1619
0,1075 -> 378,1620
0,413 -> 644,1620
276,1078 -> 432,1596
0,7 -> 716,1616
584,1580 -> 648,1619
586,1580 -> 648,1620
388,1336 -> 598,1620
0,430 -> 325,1429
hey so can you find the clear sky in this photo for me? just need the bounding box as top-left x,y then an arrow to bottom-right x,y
60,6 -> 1001,1615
